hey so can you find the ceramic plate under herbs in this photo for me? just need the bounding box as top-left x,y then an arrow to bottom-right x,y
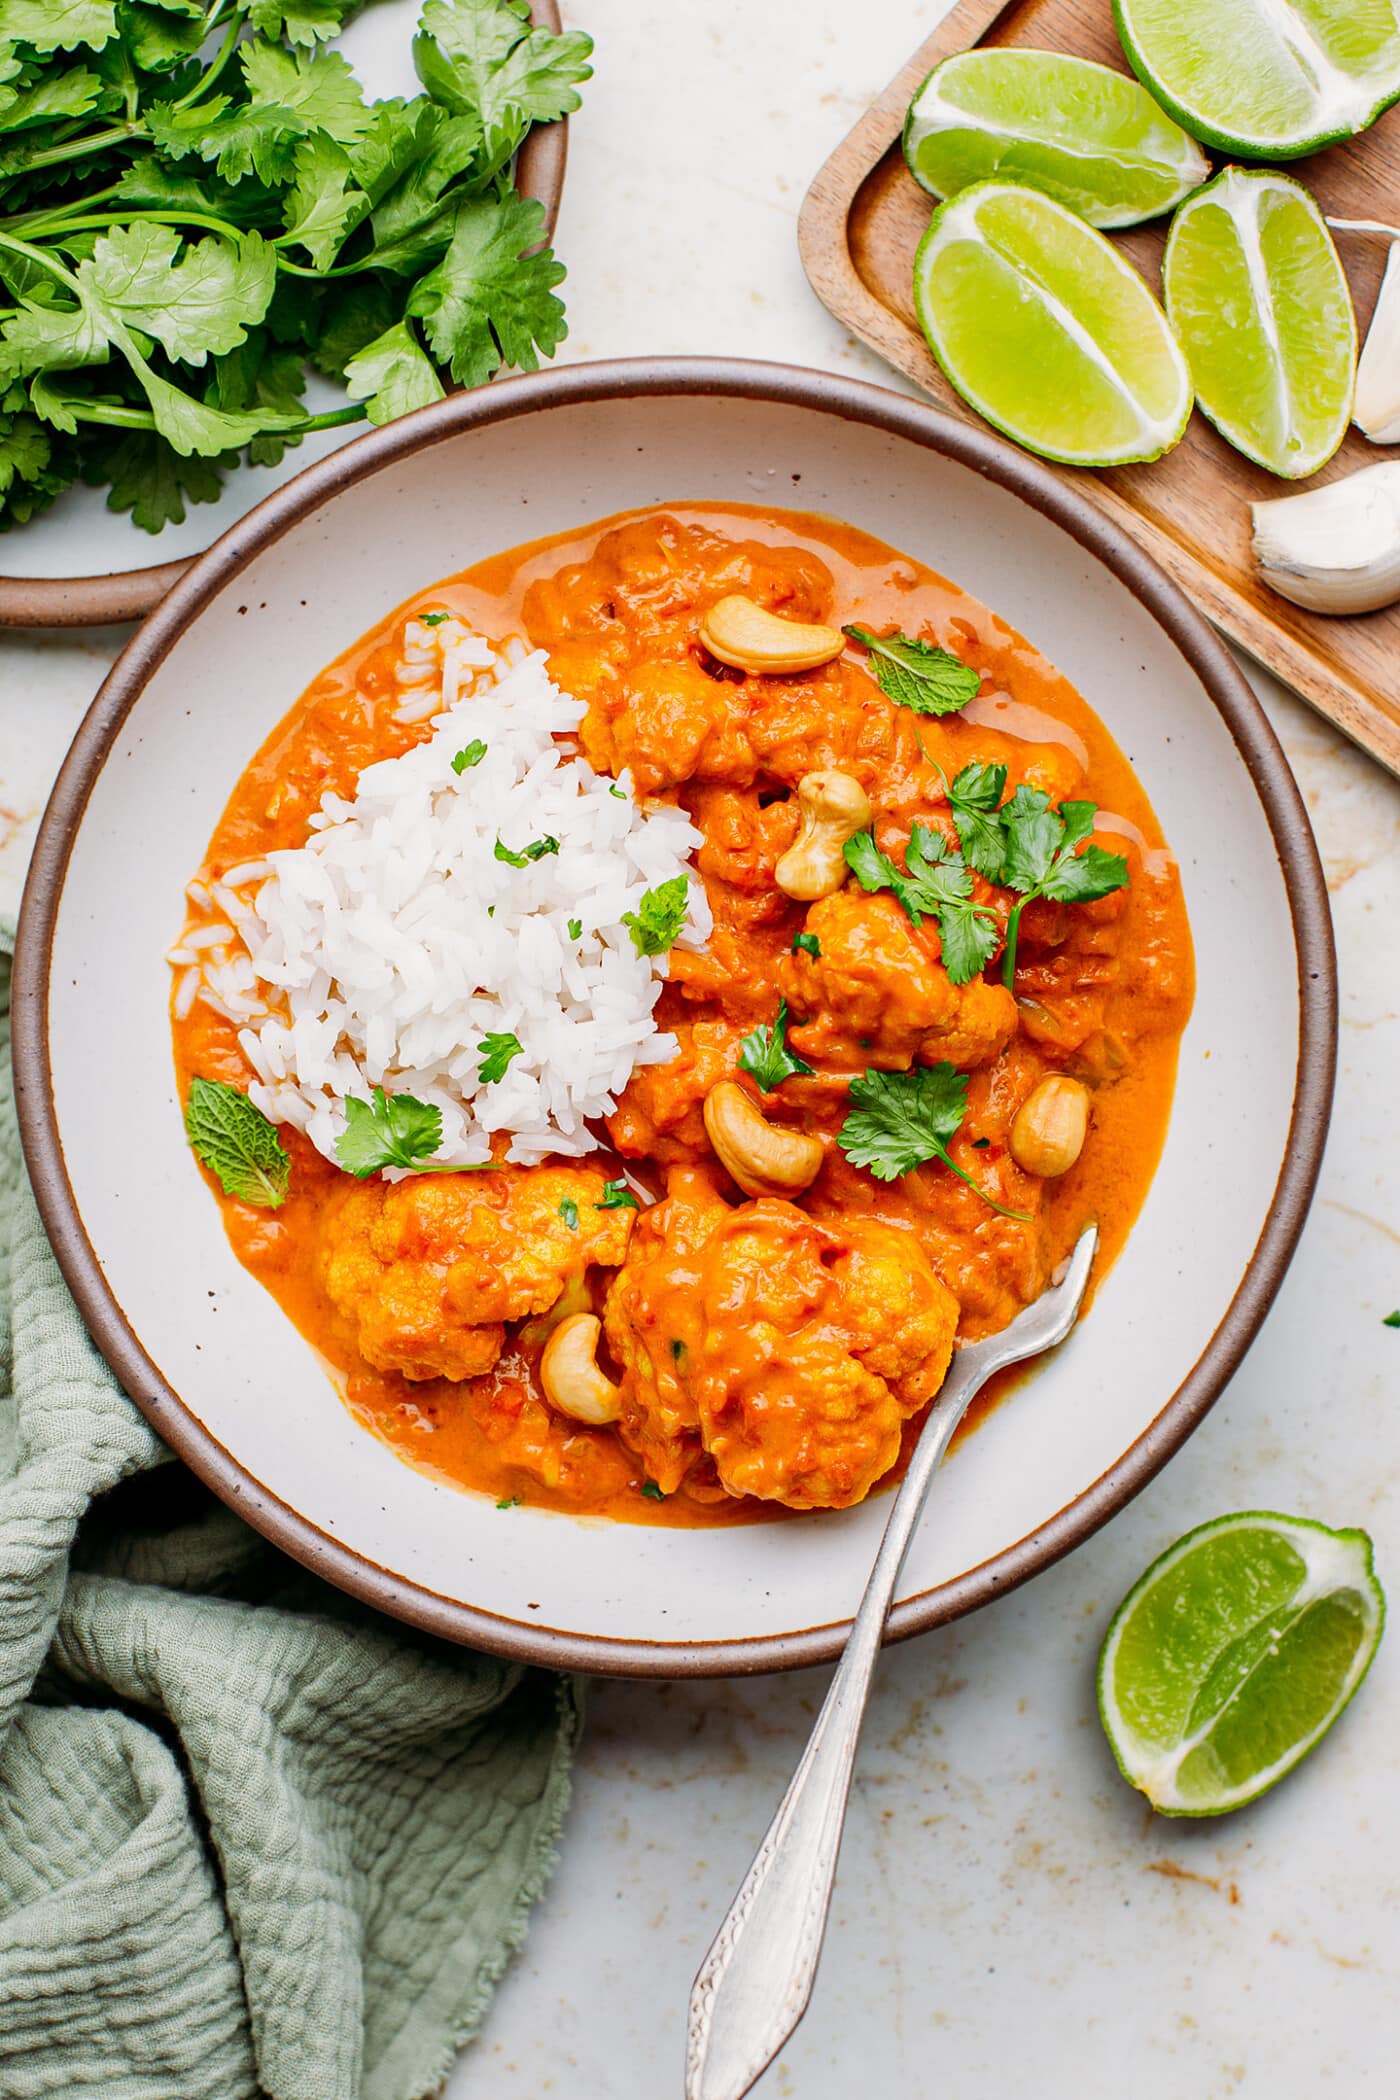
14,359 -> 1334,1675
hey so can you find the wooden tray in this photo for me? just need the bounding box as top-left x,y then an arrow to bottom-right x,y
799,0 -> 1400,778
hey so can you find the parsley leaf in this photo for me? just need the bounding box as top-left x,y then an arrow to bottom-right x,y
739,997 -> 813,1092
597,1180 -> 639,1211
450,738 -> 486,773
185,1076 -> 289,1207
837,1065 -> 1028,1218
622,875 -> 689,957
335,1086 -> 444,1176
476,1030 -> 522,1085
792,930 -> 820,958
997,787 -> 1129,988
844,623 -> 981,716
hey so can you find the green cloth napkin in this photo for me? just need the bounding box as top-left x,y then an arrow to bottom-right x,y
0,931 -> 581,2100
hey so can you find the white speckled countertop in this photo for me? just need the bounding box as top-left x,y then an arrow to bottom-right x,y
4,4 -> 1399,2094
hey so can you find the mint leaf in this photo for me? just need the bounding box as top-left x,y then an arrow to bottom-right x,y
837,1065 -> 1026,1217
477,1031 -> 523,1085
185,1076 -> 289,1208
336,1087 -> 444,1175
622,875 -> 689,957
450,738 -> 486,773
739,997 -> 813,1092
597,1180 -> 639,1210
344,319 -> 444,425
844,623 -> 981,716
407,191 -> 566,388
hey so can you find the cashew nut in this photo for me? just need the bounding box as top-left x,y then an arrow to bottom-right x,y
699,595 -> 845,674
703,1080 -> 824,1199
540,1313 -> 622,1425
774,769 -> 873,901
1009,1076 -> 1090,1179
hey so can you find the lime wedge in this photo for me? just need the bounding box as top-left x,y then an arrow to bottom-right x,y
912,180 -> 1192,467
1163,168 -> 1355,479
1114,0 -> 1400,157
1099,1511 -> 1384,1817
904,49 -> 1209,229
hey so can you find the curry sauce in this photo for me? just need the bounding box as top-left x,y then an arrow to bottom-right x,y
172,504 -> 1194,1525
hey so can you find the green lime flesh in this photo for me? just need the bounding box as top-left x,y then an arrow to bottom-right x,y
1114,0 -> 1400,157
912,180 -> 1192,467
1163,167 -> 1356,479
1098,1510 -> 1384,1817
903,48 -> 1209,228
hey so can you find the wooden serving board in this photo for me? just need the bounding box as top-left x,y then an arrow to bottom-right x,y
798,0 -> 1400,778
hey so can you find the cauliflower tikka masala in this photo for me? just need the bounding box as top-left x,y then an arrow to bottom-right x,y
173,504 -> 1193,1525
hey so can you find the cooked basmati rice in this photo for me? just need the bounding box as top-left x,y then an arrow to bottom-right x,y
175,622 -> 710,1169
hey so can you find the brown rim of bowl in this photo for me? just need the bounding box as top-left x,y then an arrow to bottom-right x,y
0,0 -> 570,632
12,356 -> 1337,1678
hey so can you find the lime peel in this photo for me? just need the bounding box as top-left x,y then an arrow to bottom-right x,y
1099,1510 -> 1384,1818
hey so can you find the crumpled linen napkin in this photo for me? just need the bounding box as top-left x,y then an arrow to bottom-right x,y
0,929 -> 580,2100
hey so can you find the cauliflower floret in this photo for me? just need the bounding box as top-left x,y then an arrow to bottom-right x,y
605,1186 -> 958,1509
319,1164 -> 635,1382
780,889 -> 1016,1071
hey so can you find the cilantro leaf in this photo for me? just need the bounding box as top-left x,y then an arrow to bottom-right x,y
494,836 -> 528,867
279,132 -> 366,271
792,930 -> 820,958
845,825 -> 998,986
640,1479 -> 665,1500
946,760 -> 1008,879
558,1196 -> 578,1230
414,0 -> 593,141
185,1076 -> 289,1208
0,67 -> 114,132
597,1180 -> 639,1211
1384,1311 -> 1400,1330
335,1087 -> 444,1176
91,426 -> 226,531
450,738 -> 486,773
407,191 -> 566,388
844,623 -> 981,716
344,318 -> 444,425
997,787 -> 1129,988
477,1031 -> 523,1085
567,917 -> 582,939
739,997 -> 813,1092
248,0 -> 351,46
84,223 -> 276,364
837,1065 -> 1027,1218
240,39 -> 369,145
0,1 -> 116,54
621,875 -> 689,957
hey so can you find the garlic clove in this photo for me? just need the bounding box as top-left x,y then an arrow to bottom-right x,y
1251,461 -> 1400,614
1355,240 -> 1400,445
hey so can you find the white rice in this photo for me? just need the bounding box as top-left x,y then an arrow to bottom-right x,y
176,619 -> 710,1169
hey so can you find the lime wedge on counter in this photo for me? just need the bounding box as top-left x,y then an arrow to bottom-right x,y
1099,1512 -> 1384,1817
912,180 -> 1192,466
904,49 -> 1209,228
1163,168 -> 1356,479
1114,0 -> 1400,158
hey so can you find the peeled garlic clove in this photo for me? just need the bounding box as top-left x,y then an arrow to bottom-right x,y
1251,462 -> 1400,615
1355,241 -> 1400,445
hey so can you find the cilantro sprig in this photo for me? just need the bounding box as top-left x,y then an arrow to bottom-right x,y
837,1065 -> 1028,1220
844,623 -> 981,716
977,785 -> 1129,988
336,1086 -> 446,1177
622,875 -> 689,958
0,1 -> 591,534
185,1076 -> 289,1209
844,824 -> 1000,987
738,997 -> 813,1092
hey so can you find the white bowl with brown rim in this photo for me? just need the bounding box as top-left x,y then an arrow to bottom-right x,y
13,359 -> 1335,1675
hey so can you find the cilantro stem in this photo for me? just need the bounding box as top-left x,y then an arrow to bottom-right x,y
171,12 -> 243,113
1002,900 -> 1025,991
933,1138 -> 1030,1222
0,230 -> 83,293
18,126 -> 146,176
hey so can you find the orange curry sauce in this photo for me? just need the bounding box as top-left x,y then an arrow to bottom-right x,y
172,504 -> 1194,1526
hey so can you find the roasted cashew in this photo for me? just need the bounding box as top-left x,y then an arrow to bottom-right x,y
699,594 -> 845,674
1009,1076 -> 1090,1178
774,769 -> 873,902
703,1080 -> 824,1199
540,1312 -> 622,1425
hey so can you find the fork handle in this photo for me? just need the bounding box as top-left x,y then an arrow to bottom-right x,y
683,1353 -> 985,2100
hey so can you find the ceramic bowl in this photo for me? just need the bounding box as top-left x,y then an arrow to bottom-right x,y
13,359 -> 1335,1675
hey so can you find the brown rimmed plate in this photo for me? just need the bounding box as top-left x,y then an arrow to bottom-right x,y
0,0 -> 570,631
13,357 -> 1335,1675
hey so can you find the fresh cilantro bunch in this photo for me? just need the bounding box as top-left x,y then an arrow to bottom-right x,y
0,0 -> 592,532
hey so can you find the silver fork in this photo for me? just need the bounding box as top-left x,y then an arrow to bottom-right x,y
684,1225 -> 1099,2100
